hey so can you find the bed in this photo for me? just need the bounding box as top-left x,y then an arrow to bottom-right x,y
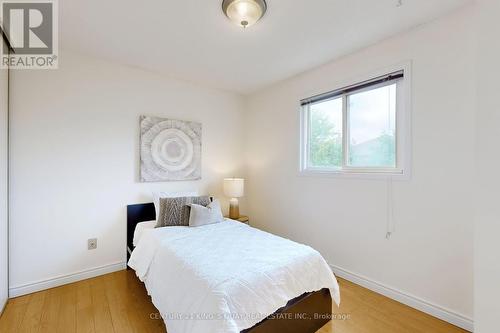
127,203 -> 340,333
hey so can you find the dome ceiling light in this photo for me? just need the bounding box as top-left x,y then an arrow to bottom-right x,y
222,0 -> 267,28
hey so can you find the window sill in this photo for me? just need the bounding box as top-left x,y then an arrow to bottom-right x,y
298,168 -> 410,181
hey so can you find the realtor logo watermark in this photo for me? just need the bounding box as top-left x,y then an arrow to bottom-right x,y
1,0 -> 58,69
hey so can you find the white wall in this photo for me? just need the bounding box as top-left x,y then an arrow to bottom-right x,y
474,0 -> 500,332
8,50 -> 246,294
0,46 -> 8,310
245,6 -> 474,329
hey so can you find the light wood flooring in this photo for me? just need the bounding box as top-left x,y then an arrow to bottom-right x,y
0,270 -> 469,333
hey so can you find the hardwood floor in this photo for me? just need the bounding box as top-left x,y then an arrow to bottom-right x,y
0,270 -> 468,333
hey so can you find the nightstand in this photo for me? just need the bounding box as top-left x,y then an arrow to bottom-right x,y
225,215 -> 249,224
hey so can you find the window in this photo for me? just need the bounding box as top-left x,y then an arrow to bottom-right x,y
300,69 -> 410,177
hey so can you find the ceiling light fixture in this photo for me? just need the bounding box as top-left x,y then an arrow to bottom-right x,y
222,0 -> 267,28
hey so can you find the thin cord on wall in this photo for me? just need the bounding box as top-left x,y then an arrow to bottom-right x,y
386,176 -> 395,239
6,43 -> 10,296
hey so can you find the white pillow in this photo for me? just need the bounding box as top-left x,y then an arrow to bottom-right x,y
189,199 -> 224,227
133,220 -> 156,247
152,191 -> 198,223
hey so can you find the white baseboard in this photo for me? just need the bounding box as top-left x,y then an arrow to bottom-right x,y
9,261 -> 127,298
330,264 -> 474,332
0,299 -> 6,317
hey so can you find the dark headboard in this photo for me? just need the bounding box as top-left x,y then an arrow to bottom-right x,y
127,203 -> 155,260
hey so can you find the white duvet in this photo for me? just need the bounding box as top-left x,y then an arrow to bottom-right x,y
128,220 -> 340,333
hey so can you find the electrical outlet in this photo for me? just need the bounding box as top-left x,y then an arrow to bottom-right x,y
88,238 -> 97,250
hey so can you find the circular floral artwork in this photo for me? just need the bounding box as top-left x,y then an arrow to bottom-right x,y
140,116 -> 201,182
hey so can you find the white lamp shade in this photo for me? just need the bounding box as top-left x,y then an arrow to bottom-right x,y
224,178 -> 245,198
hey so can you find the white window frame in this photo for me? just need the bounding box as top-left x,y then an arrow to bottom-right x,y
299,63 -> 412,180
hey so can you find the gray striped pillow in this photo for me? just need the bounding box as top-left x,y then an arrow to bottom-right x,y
156,196 -> 211,228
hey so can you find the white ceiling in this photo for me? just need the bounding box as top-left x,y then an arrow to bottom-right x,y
60,0 -> 470,94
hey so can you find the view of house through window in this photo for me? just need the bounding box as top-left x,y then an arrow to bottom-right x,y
347,84 -> 396,168
301,71 -> 406,175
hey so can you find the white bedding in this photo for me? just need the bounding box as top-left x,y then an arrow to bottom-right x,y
128,220 -> 340,333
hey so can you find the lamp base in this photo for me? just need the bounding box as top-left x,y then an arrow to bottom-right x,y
229,198 -> 240,219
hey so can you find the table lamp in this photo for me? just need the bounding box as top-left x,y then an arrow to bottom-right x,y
224,178 -> 244,219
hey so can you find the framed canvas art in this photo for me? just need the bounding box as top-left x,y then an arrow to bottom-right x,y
140,116 -> 201,182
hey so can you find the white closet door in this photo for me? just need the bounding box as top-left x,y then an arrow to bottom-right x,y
0,38 -> 8,312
